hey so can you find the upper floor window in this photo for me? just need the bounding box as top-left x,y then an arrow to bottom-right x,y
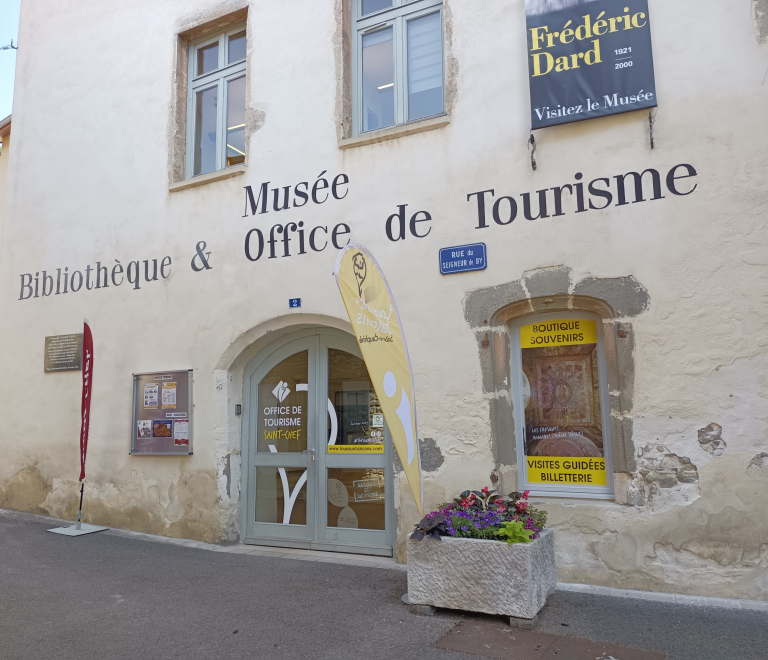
186,24 -> 247,178
352,0 -> 444,135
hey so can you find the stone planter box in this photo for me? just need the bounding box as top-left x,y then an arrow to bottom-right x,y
407,528 -> 556,621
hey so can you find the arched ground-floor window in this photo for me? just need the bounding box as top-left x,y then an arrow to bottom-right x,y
510,313 -> 614,499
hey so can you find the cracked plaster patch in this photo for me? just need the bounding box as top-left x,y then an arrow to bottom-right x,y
698,423 -> 727,457
634,445 -> 700,511
394,437 -> 445,473
246,107 -> 266,135
748,452 -> 768,469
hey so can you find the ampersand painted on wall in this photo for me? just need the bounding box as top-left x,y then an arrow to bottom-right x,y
191,241 -> 212,272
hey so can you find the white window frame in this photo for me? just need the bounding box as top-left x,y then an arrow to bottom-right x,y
510,312 -> 616,500
352,0 -> 445,137
185,22 -> 247,179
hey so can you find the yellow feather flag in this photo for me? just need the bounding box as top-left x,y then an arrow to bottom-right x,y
333,244 -> 423,516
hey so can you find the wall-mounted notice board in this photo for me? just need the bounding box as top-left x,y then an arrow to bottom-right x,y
131,370 -> 193,455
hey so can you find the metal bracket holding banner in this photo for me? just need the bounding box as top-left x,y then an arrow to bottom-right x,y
528,133 -> 537,171
649,111 -> 656,149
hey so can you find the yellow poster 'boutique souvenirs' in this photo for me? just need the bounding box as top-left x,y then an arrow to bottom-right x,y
519,319 -> 608,489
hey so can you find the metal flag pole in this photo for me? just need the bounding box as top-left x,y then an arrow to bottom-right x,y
76,482 -> 84,531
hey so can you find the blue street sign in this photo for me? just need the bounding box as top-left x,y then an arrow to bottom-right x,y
289,298 -> 301,308
439,243 -> 487,275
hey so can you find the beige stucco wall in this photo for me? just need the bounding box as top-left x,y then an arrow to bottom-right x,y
0,0 -> 767,599
0,126 -> 10,253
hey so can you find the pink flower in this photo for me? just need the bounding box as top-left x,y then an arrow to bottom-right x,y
522,490 -> 530,498
481,487 -> 489,494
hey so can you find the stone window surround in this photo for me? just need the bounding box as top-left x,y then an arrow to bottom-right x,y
338,115 -> 451,150
168,3 -> 250,189
463,266 -> 650,505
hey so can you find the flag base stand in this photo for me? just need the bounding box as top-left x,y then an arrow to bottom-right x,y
47,482 -> 107,536
48,523 -> 109,537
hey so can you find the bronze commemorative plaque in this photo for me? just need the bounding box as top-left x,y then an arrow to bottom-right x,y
44,334 -> 83,373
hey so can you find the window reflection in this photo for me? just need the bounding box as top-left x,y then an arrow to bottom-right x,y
256,466 -> 307,525
228,30 -> 246,63
193,86 -> 218,175
362,0 -> 393,15
407,12 -> 443,120
362,27 -> 395,131
226,75 -> 246,166
197,42 -> 219,75
327,349 -> 383,451
257,351 -> 308,453
327,468 -> 385,530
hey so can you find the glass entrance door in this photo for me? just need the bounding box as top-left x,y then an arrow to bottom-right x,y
245,338 -> 316,545
243,330 -> 394,556
315,334 -> 391,554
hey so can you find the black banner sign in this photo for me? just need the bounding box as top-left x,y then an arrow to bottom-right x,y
526,0 -> 657,129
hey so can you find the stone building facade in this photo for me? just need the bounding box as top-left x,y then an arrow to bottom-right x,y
0,0 -> 767,600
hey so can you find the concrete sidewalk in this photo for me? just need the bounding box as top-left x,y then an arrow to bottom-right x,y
1,509 -> 766,660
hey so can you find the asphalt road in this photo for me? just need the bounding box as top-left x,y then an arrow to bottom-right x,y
1,509 -> 766,660
538,590 -> 768,660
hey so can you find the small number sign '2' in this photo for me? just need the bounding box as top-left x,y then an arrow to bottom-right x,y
289,298 -> 301,308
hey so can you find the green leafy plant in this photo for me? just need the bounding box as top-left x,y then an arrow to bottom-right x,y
495,520 -> 535,545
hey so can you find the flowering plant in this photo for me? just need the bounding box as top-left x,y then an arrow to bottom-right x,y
412,488 -> 546,543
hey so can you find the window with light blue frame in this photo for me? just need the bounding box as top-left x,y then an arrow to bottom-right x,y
186,24 -> 247,178
353,0 -> 444,136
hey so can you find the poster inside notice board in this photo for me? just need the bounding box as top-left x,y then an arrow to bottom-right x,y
526,0 -> 657,129
131,370 -> 193,455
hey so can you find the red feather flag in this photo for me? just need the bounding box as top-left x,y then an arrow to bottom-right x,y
79,320 -> 93,482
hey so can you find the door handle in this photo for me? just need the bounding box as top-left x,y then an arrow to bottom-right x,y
302,448 -> 316,462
